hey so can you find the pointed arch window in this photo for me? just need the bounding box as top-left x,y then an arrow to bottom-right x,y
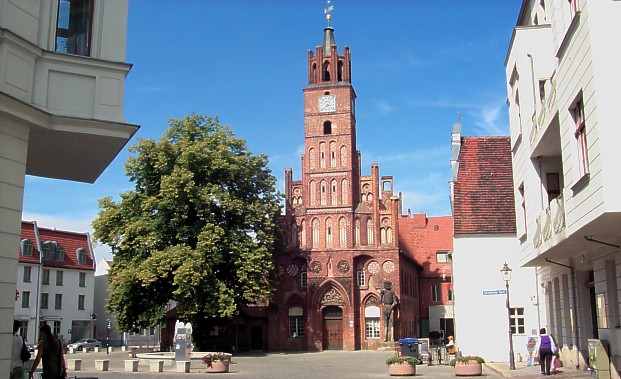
312,218 -> 320,248
340,145 -> 347,167
322,61 -> 331,81
319,142 -> 326,168
337,60 -> 344,82
309,147 -> 316,169
329,141 -> 337,167
312,63 -> 317,83
331,179 -> 338,206
355,218 -> 361,246
309,181 -> 317,206
320,181 -> 327,205
325,218 -> 333,249
367,219 -> 374,245
381,228 -> 387,245
386,227 -> 393,244
339,217 -> 347,248
341,179 -> 349,204
323,121 -> 332,135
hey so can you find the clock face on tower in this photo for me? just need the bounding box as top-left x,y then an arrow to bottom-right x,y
319,95 -> 336,113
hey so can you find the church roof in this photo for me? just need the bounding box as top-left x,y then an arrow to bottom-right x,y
452,137 -> 516,235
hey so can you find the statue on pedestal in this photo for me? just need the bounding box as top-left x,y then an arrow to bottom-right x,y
380,281 -> 399,342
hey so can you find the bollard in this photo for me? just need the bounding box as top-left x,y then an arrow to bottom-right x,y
176,360 -> 191,373
67,359 -> 81,371
93,347 -> 99,353
124,359 -> 139,372
150,360 -> 164,373
107,346 -> 112,354
95,359 -> 110,371
121,345 -> 127,352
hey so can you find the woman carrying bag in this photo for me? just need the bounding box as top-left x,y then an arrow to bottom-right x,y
534,328 -> 558,376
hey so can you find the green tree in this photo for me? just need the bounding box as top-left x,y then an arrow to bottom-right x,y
93,115 -> 281,349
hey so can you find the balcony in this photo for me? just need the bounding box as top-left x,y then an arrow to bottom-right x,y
533,195 -> 566,250
529,76 -> 558,151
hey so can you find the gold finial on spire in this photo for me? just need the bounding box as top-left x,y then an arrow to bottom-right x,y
324,0 -> 335,27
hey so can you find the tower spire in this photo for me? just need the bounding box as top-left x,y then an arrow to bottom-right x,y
323,1 -> 336,55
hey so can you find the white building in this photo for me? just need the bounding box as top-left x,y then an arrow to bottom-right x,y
0,0 -> 136,374
450,121 -> 542,363
15,221 -> 96,345
506,0 -> 621,371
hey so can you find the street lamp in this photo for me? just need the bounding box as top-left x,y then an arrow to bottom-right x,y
500,262 -> 516,370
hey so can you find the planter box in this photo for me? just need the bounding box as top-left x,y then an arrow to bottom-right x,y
67,359 -> 81,371
124,359 -> 139,372
95,360 -> 109,372
388,362 -> 416,376
455,362 -> 482,376
177,360 -> 191,373
206,360 -> 230,373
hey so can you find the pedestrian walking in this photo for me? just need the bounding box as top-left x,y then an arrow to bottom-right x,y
534,328 -> 558,375
11,322 -> 29,379
29,324 -> 66,379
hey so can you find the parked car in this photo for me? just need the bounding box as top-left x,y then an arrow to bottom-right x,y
67,338 -> 102,351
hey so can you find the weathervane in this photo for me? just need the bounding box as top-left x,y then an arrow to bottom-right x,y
324,0 -> 335,27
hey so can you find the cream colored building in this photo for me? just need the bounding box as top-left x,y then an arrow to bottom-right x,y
506,0 -> 621,372
0,0 -> 137,374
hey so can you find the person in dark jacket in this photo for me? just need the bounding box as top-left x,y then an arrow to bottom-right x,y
534,328 -> 558,375
29,324 -> 66,379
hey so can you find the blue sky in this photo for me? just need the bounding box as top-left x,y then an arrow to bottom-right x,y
22,1 -> 521,261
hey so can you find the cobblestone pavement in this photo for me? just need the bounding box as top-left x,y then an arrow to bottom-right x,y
65,350 -> 503,379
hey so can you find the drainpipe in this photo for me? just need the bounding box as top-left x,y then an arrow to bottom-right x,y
535,266 -> 542,331
33,221 -> 43,344
545,258 -> 581,369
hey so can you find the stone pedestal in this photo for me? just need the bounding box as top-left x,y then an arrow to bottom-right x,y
94,347 -> 99,353
150,360 -> 164,373
95,360 -> 109,371
176,360 -> 191,373
67,359 -> 81,371
124,359 -> 139,372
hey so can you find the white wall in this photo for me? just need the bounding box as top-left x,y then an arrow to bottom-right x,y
453,234 -> 542,363
14,263 -> 95,344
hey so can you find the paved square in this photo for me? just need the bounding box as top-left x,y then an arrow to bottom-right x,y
68,350 -> 502,378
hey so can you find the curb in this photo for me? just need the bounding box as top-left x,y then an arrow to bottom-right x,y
483,363 -> 511,378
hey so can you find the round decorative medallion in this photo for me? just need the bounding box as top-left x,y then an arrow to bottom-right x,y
383,260 -> 395,274
337,260 -> 350,273
310,261 -> 322,274
294,188 -> 301,195
286,264 -> 299,277
367,261 -> 380,275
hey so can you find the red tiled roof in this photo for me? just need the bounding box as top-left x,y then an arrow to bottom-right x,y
453,137 -> 516,235
398,214 -> 453,276
18,221 -> 95,271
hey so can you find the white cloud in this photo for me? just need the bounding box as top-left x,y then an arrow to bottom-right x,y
376,100 -> 397,114
21,211 -> 112,263
364,145 -> 448,166
473,101 -> 508,135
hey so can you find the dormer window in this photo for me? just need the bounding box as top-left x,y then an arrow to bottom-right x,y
77,248 -> 87,265
55,0 -> 94,56
42,241 -> 64,262
20,239 -> 33,256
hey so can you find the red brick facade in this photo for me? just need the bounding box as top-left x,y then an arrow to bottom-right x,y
267,27 -> 422,351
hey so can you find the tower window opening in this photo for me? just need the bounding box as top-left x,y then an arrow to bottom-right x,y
322,61 -> 331,81
312,63 -> 317,83
324,91 -> 330,95
323,121 -> 332,135
337,60 -> 343,82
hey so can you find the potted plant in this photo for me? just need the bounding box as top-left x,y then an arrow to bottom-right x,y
386,353 -> 418,376
453,356 -> 484,376
202,352 -> 232,373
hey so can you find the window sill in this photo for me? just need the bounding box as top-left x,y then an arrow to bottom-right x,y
571,173 -> 589,194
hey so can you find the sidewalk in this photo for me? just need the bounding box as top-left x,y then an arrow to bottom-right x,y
485,362 -> 593,379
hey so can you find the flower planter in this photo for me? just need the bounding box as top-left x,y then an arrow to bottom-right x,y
388,362 -> 416,376
206,359 -> 230,373
454,361 -> 482,376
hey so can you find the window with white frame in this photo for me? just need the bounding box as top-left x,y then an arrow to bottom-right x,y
356,270 -> 366,287
53,320 -> 61,336
23,266 -> 32,283
288,307 -> 304,338
42,269 -> 50,285
510,307 -> 525,334
41,293 -> 49,309
436,251 -> 452,263
570,93 -> 589,180
79,272 -> 86,287
364,305 -> 380,339
298,271 -> 307,290
20,239 -> 33,256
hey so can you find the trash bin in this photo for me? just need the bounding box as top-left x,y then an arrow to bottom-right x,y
399,338 -> 419,357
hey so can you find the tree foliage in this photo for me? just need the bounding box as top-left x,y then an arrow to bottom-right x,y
93,115 -> 281,346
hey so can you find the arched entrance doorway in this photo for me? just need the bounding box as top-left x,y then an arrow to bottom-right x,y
322,306 -> 343,350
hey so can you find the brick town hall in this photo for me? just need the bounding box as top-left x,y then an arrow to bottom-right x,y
192,21 -> 454,353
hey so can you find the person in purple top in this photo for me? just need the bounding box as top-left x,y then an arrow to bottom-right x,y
534,328 -> 558,375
